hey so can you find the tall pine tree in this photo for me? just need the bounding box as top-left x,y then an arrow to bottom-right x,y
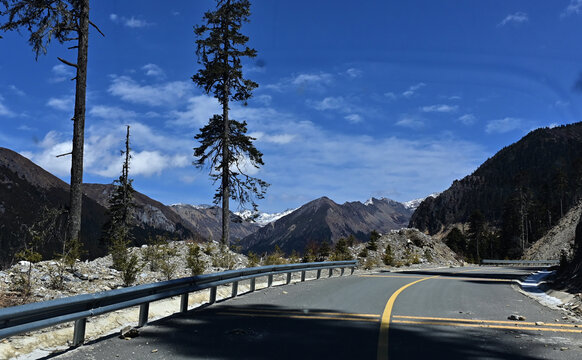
192,0 -> 268,245
1,0 -> 103,244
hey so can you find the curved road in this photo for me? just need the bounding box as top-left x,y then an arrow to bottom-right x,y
51,266 -> 582,360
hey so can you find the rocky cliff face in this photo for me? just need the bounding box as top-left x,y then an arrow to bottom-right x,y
240,196 -> 413,255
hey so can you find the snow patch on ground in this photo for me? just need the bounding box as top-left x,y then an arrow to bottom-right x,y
516,271 -> 562,308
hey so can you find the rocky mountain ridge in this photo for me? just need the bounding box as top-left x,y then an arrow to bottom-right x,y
240,196 -> 414,255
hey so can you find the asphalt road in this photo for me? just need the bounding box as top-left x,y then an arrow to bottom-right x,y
49,266 -> 582,360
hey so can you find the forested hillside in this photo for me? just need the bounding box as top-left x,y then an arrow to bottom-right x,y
410,123 -> 582,260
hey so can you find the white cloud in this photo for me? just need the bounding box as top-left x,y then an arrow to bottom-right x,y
251,132 -> 295,145
396,115 -> 424,129
384,92 -> 397,101
0,95 -> 15,117
292,73 -> 333,86
344,114 -> 363,124
169,95 -> 221,128
89,105 -> 137,120
108,76 -> 191,106
46,96 -> 73,111
131,151 -> 189,176
310,96 -> 345,111
562,0 -> 582,17
24,121 -> 192,179
421,104 -> 459,113
110,13 -> 152,28
258,114 -> 486,208
266,72 -> 333,92
485,117 -> 523,134
142,64 -> 165,79
402,82 -> 426,98
345,68 -> 362,78
50,64 -> 75,83
253,94 -> 272,106
498,12 -> 529,27
458,114 -> 477,125
9,85 -> 25,96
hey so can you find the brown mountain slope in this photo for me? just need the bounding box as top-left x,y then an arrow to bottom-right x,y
240,196 -> 413,255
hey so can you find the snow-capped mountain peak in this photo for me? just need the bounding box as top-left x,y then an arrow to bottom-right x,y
235,208 -> 297,227
403,193 -> 440,210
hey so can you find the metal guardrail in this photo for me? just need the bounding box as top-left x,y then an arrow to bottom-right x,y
0,260 -> 357,347
481,259 -> 559,266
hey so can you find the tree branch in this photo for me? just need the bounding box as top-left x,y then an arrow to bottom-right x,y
56,152 -> 73,158
90,21 -> 105,37
57,57 -> 78,68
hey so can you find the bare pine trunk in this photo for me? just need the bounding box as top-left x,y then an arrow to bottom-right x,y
67,0 -> 90,244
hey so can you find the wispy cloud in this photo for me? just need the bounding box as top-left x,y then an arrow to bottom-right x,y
265,72 -> 333,92
50,64 -> 75,83
344,114 -> 363,124
110,14 -> 153,28
9,85 -> 25,96
108,76 -> 190,106
142,64 -> 166,79
23,121 -> 191,179
396,114 -> 424,129
46,96 -> 73,111
0,95 -> 15,117
498,12 -> 529,27
485,117 -> 523,133
421,104 -> 458,113
89,105 -> 137,120
308,96 -> 366,123
402,82 -> 426,98
345,68 -> 362,78
310,96 -> 345,111
562,0 -> 582,17
458,114 -> 477,125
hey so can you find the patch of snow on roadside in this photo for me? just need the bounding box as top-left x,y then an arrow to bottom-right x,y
517,271 -> 562,307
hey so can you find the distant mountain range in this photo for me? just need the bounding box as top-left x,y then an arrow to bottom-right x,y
0,146 -> 419,266
240,196 -> 413,255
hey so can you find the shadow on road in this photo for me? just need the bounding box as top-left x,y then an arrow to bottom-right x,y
46,302 -> 552,360
390,322 -> 548,360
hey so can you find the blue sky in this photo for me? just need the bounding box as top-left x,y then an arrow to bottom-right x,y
1,0 -> 582,213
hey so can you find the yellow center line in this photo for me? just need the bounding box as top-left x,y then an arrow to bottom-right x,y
376,275 -> 439,360
216,311 -> 380,323
392,319 -> 582,334
219,307 -> 380,318
394,315 -> 581,328
363,274 -> 513,282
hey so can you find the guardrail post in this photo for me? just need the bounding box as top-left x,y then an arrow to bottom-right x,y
138,303 -> 149,327
316,269 -> 322,279
350,266 -> 355,275
209,286 -> 217,304
250,278 -> 256,292
268,274 -> 273,287
72,318 -> 86,347
301,270 -> 306,282
180,293 -> 189,313
232,281 -> 239,297
340,268 -> 345,276
286,272 -> 292,284
328,268 -> 333,278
